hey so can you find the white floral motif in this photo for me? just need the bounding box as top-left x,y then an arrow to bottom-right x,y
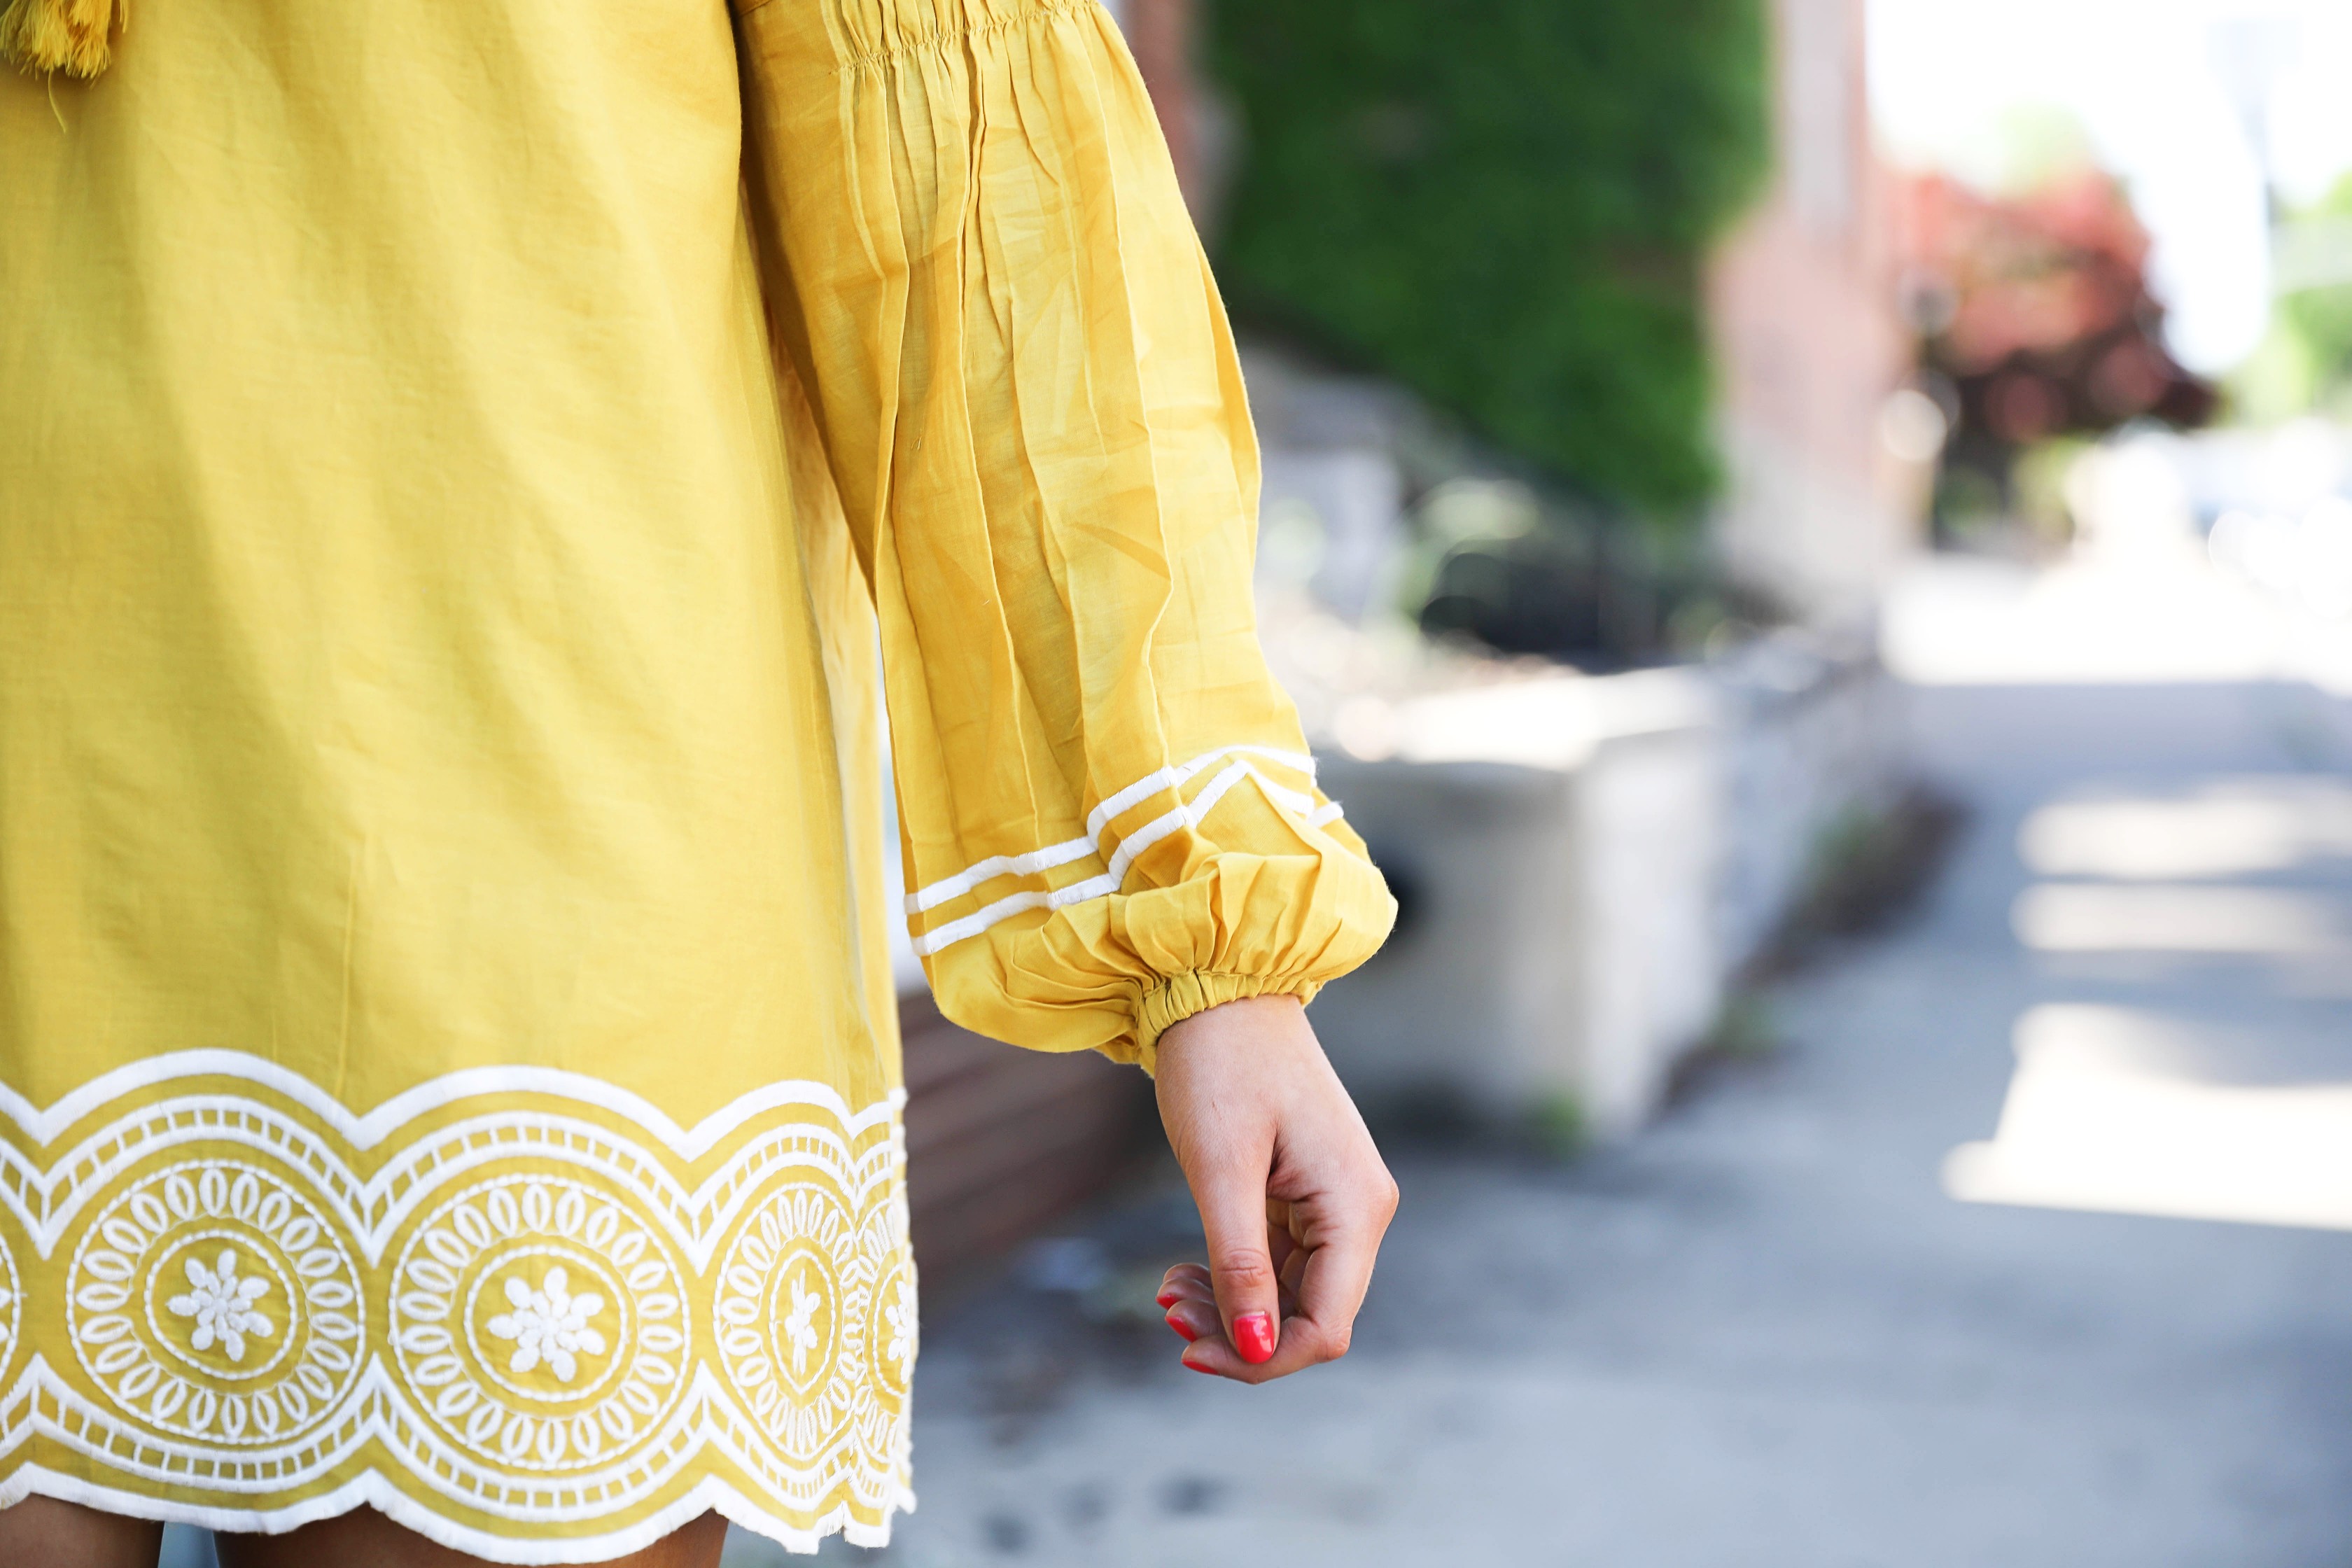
25,1059 -> 911,1553
485,1266 -> 608,1383
882,1280 -> 914,1372
166,1248 -> 275,1363
67,1163 -> 365,1450
710,1182 -> 869,1460
781,1270 -> 821,1378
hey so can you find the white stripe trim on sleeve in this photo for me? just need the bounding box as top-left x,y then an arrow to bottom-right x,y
906,759 -> 1348,958
904,744 -> 1316,916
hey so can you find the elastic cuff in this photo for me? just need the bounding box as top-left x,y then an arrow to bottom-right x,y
1133,972 -> 1322,1075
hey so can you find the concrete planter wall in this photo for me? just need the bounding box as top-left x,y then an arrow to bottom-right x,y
1712,643 -> 1905,969
1306,758 -> 1588,1121
1309,643 -> 1892,1139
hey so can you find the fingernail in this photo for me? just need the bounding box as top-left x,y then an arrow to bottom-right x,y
1182,1354 -> 1217,1376
1155,1287 -> 1182,1308
1165,1310 -> 1199,1343
1233,1310 -> 1276,1364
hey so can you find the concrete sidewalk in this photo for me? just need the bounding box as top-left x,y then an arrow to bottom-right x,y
736,566 -> 2352,1568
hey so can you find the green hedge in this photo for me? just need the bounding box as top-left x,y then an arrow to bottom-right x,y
2276,176 -> 2352,414
1205,0 -> 1770,519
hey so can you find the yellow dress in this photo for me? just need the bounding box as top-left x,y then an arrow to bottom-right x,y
0,0 -> 1393,1558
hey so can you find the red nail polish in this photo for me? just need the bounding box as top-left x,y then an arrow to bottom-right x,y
1155,1288 -> 1182,1308
1182,1355 -> 1217,1376
1165,1310 -> 1199,1343
1233,1310 -> 1276,1364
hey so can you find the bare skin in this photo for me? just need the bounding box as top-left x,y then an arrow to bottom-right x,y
0,1501 -> 732,1568
0,1499 -> 731,1568
0,996 -> 1393,1560
1151,995 -> 1400,1382
0,1497 -> 162,1568
211,1506 -> 732,1568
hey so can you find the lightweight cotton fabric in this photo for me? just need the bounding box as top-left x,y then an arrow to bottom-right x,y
0,0 -> 1392,1558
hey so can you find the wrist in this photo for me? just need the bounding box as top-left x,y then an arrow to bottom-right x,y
1135,973 -> 1315,1072
1156,992 -> 1306,1051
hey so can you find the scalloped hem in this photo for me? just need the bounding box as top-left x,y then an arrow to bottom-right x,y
0,1465 -> 917,1562
0,1056 -> 918,1563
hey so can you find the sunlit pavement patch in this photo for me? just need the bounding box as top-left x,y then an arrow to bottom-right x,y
1945,1004 -> 2352,1231
1882,554 -> 2352,693
2017,778 -> 2352,881
2009,883 -> 2352,960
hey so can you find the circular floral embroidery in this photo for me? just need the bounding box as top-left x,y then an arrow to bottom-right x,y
850,1194 -> 916,1482
874,1267 -> 915,1391
13,1063 -> 915,1548
169,1246 -> 278,1363
486,1264 -> 608,1382
66,1161 -> 365,1444
0,1226 -> 21,1375
388,1175 -> 690,1473
712,1180 -> 861,1462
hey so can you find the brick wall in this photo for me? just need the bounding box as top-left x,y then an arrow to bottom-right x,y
1707,0 -> 1927,626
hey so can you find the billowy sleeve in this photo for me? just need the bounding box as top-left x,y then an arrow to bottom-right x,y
734,0 -> 1394,1070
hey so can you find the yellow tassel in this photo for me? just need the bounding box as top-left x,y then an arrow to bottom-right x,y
0,0 -> 122,78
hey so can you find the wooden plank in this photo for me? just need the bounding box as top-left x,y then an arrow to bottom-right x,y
897,993 -> 1158,1291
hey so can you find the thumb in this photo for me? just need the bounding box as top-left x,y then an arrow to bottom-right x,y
1192,1154 -> 1282,1366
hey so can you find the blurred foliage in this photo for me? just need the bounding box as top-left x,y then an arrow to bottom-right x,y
1527,1091 -> 1588,1161
1203,0 -> 1770,522
1900,169 -> 2211,545
1905,174 -> 2213,448
2008,435 -> 2092,548
2236,174 -> 2352,424
1747,785 -> 1966,978
1700,993 -> 1780,1060
1399,475 -> 1721,666
2282,285 -> 2352,413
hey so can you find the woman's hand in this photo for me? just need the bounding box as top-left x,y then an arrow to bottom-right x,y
1150,995 -> 1398,1382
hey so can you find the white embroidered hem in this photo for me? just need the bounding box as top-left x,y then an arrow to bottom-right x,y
0,1464 -> 917,1562
0,1055 -> 918,1560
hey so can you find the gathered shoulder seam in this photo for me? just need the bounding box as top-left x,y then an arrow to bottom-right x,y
826,0 -> 1100,75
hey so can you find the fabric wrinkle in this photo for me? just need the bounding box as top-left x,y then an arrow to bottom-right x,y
1,0 -> 1393,1550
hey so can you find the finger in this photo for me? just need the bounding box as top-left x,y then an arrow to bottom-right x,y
1280,1183 -> 1394,1368
1177,1323 -> 1322,1383
1175,1266 -> 1365,1385
1155,1264 -> 1212,1308
1156,1272 -> 1215,1310
1265,1212 -> 1300,1268
1177,1335 -> 1246,1378
1161,1298 -> 1220,1344
1200,1171 -> 1394,1382
1191,1152 -> 1282,1366
1266,1247 -> 1304,1315
1272,1230 -> 1310,1298
1159,1261 -> 1284,1319
1172,1183 -> 1390,1380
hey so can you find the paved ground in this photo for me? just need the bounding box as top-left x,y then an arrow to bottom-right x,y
151,561 -> 2352,1568
727,563 -> 2352,1568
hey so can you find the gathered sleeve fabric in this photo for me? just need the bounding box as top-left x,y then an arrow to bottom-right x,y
733,0 -> 1394,1070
